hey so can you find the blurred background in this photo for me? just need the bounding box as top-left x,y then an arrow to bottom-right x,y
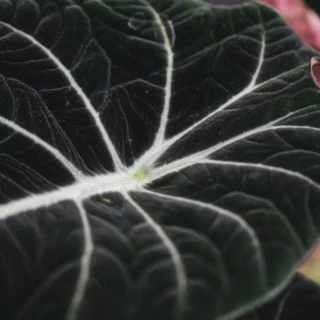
203,0 -> 320,284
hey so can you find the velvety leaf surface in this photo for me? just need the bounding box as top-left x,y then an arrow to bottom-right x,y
237,273 -> 320,320
0,1 -> 320,320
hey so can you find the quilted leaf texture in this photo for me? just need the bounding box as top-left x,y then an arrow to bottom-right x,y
0,1 -> 320,320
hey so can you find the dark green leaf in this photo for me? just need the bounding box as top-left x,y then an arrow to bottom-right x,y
0,1 -> 320,320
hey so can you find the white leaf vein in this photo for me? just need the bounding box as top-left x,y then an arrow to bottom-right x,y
123,191 -> 187,316
1,125 -> 319,221
143,1 -> 175,149
148,123 -> 320,180
66,201 -> 94,320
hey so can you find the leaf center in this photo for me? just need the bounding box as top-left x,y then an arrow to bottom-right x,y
132,167 -> 149,181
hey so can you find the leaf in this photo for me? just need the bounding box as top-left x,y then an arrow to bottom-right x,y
0,0 -> 320,320
236,273 -> 320,320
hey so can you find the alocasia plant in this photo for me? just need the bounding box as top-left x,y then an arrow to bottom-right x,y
1,0 -> 320,319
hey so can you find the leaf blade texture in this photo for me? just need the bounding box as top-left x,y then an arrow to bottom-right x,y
0,1 -> 320,320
